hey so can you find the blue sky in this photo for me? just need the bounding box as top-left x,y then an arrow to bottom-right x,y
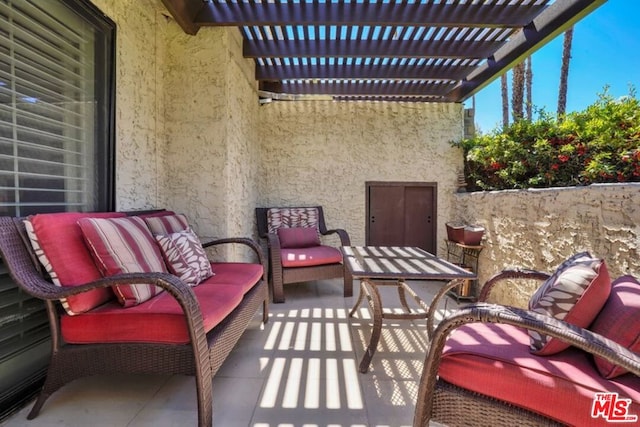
466,0 -> 640,134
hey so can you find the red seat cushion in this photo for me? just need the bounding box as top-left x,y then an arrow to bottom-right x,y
206,262 -> 264,294
24,212 -> 126,315
439,323 -> 640,426
61,282 -> 244,344
280,245 -> 343,267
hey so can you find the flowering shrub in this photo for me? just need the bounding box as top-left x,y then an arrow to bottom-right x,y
455,88 -> 640,191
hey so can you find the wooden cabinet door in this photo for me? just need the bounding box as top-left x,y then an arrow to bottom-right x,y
366,182 -> 437,253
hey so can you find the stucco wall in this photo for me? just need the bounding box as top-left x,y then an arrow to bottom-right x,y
455,184 -> 640,307
258,101 -> 465,251
91,0 -> 260,260
91,0 -> 168,211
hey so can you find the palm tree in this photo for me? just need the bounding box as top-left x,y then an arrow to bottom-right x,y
558,27 -> 574,118
501,73 -> 509,128
511,61 -> 525,121
525,56 -> 533,120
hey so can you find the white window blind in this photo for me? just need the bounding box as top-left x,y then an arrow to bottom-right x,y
0,0 -> 97,216
0,0 -> 115,419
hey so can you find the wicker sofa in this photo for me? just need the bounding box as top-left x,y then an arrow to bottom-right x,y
0,211 -> 268,427
416,261 -> 640,427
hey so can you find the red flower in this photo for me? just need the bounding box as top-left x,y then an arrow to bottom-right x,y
551,164 -> 559,170
489,161 -> 502,171
558,154 -> 570,163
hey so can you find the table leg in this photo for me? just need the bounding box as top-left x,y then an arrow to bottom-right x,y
396,280 -> 412,313
358,278 -> 383,373
349,279 -> 366,318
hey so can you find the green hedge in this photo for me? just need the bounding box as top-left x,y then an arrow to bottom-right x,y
455,88 -> 640,191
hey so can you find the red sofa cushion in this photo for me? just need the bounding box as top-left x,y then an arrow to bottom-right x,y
61,282 -> 244,344
277,227 -> 321,248
528,254 -> 611,355
207,262 -> 264,294
591,275 -> 640,379
78,216 -> 168,307
439,323 -> 640,426
280,246 -> 342,267
23,211 -> 125,315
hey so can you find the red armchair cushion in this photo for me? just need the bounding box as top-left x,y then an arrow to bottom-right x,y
439,323 -> 640,426
590,275 -> 640,379
61,282 -> 244,344
528,254 -> 611,355
277,227 -> 321,248
78,216 -> 168,307
280,246 -> 342,267
23,212 -> 125,315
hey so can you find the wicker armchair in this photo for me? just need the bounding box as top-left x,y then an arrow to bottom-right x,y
0,216 -> 268,427
256,206 -> 352,303
416,269 -> 640,427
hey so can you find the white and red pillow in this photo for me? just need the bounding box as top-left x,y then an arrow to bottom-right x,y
23,212 -> 125,315
78,216 -> 168,307
266,207 -> 319,234
155,228 -> 213,286
528,253 -> 611,355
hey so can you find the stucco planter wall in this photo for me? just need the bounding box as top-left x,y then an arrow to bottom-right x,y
455,183 -> 640,307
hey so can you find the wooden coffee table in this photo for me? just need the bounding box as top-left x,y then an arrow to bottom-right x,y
342,246 -> 476,373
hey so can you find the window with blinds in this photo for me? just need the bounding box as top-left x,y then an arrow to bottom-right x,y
0,0 -> 114,419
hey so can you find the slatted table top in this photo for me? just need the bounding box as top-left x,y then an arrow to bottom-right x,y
342,246 -> 476,281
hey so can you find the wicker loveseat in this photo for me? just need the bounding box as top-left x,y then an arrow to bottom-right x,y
255,206 -> 352,303
416,256 -> 640,427
0,210 -> 268,427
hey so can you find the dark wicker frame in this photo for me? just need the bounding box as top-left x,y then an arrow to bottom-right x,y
256,206 -> 352,303
0,216 -> 269,427
416,269 -> 640,427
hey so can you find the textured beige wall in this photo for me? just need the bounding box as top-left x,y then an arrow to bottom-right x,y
258,101 -> 465,251
91,0 -> 168,211
455,184 -> 640,307
91,1 -> 260,260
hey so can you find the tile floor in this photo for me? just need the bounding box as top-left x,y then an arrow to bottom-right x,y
1,279 -> 460,427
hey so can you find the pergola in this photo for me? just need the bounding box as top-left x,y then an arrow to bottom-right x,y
161,0 -> 605,103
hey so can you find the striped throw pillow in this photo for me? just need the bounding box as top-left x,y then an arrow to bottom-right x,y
78,216 -> 168,307
155,228 -> 213,286
144,214 -> 190,235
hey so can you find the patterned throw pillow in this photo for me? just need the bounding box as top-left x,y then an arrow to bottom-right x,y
78,216 -> 168,307
144,213 -> 190,235
528,253 -> 611,355
590,275 -> 640,379
155,228 -> 213,286
277,227 -> 321,248
266,207 -> 319,234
